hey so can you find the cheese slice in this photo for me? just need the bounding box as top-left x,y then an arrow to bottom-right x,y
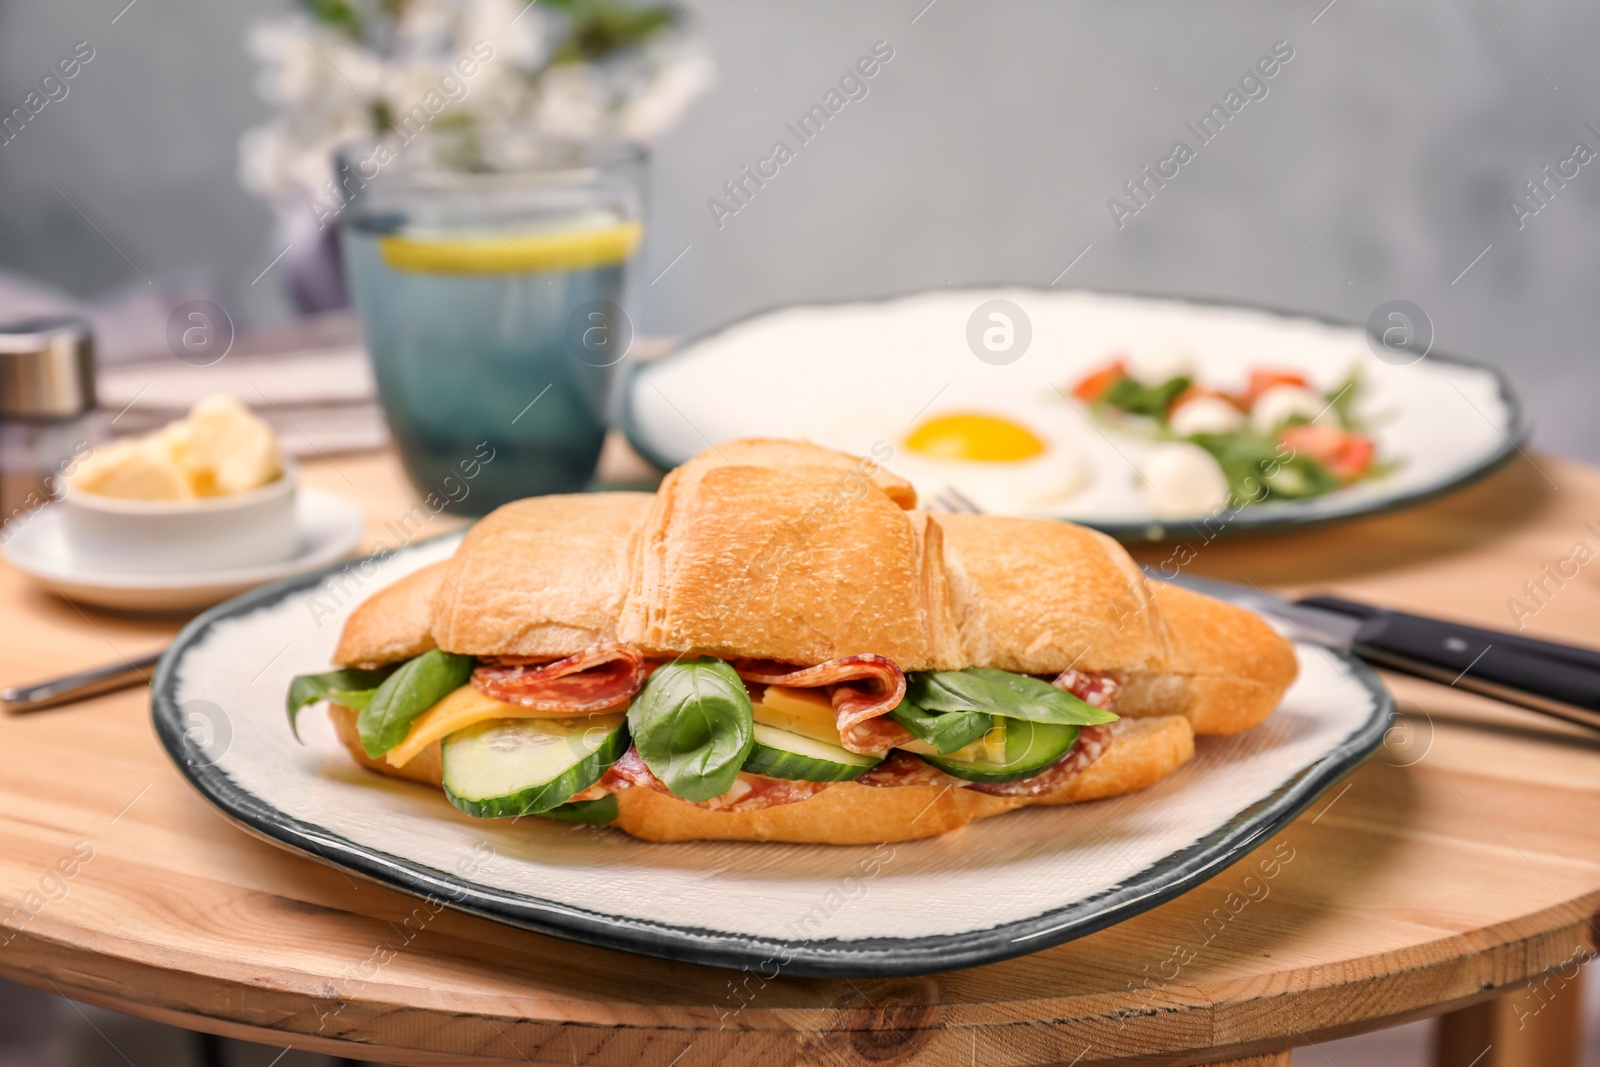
983,720 -> 1007,762
899,736 -> 989,762
752,685 -> 846,746
384,684 -> 609,768
898,722 -> 1006,764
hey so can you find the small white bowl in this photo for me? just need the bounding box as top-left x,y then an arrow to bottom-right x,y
58,460 -> 299,575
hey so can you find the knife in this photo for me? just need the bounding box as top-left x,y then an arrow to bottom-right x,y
1,649 -> 164,714
1151,570 -> 1600,733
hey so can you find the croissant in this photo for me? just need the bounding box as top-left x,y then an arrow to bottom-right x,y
314,439 -> 1297,844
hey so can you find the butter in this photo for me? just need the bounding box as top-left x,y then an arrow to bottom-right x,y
69,394 -> 282,501
72,437 -> 194,500
184,394 -> 281,495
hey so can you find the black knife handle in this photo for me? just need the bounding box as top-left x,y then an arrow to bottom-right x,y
1301,595 -> 1600,673
1344,610 -> 1600,731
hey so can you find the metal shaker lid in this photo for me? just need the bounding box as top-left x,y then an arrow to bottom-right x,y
0,315 -> 95,420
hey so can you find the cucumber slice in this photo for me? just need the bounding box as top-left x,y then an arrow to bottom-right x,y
743,723 -> 881,781
442,714 -> 628,818
922,719 -> 1080,783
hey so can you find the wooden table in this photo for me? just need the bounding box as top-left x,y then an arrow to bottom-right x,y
1,447 -> 1596,1067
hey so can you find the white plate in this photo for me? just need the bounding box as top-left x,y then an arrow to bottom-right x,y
3,488 -> 364,612
623,289 -> 1528,540
153,533 -> 1391,976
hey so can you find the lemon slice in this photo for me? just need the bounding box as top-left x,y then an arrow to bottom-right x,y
378,220 -> 643,274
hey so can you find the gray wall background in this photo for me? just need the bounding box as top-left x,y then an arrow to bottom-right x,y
2,1 -> 1597,460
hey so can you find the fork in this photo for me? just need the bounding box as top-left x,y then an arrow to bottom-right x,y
928,486 -> 985,513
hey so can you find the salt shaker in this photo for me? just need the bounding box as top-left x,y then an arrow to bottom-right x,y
0,316 -> 95,539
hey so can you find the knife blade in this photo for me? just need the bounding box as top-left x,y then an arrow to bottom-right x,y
1148,568 -> 1600,733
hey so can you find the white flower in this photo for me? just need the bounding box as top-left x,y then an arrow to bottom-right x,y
237,122 -> 290,200
532,63 -> 608,138
463,0 -> 556,70
384,59 -> 451,120
622,46 -> 714,140
396,0 -> 458,51
237,0 -> 713,207
327,40 -> 386,100
247,22 -> 330,109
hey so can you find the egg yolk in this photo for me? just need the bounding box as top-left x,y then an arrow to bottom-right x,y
904,413 -> 1048,462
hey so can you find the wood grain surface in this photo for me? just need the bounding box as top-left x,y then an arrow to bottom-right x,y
0,447 -> 1597,1067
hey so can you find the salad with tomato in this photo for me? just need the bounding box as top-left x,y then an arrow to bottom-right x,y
1070,355 -> 1387,516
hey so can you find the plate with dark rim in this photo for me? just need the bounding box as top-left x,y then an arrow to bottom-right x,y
152,532 -> 1391,977
622,287 -> 1527,541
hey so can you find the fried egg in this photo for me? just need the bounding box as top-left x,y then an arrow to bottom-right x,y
819,410 -> 1087,515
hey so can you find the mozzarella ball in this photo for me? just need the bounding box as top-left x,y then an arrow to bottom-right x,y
1250,385 -> 1327,433
1142,442 -> 1230,518
1169,395 -> 1245,436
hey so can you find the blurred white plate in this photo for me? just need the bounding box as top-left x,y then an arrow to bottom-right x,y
3,488 -> 363,612
623,289 -> 1529,540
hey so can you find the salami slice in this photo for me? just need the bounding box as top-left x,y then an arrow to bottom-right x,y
694,774 -> 832,813
854,750 -> 957,789
1052,667 -> 1121,710
735,655 -> 911,755
473,643 -> 648,713
572,746 -> 830,812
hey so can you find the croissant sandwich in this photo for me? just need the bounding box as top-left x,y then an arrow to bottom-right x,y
286,439 -> 1298,844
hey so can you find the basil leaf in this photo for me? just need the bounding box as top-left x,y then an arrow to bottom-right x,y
1190,431 -> 1279,501
537,795 -> 619,825
905,670 -> 998,715
889,698 -> 993,755
908,668 -> 1118,727
964,668 -> 1118,726
286,667 -> 396,743
1325,370 -> 1363,431
1101,375 -> 1192,419
356,650 -> 474,758
1189,432 -> 1326,504
1261,453 -> 1342,499
627,658 -> 754,802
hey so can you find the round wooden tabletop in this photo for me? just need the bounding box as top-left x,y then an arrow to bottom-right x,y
1,449 -> 1597,1067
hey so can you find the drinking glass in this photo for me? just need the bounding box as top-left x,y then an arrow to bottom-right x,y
339,131 -> 645,514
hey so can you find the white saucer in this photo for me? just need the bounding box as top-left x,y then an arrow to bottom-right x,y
3,488 -> 365,612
